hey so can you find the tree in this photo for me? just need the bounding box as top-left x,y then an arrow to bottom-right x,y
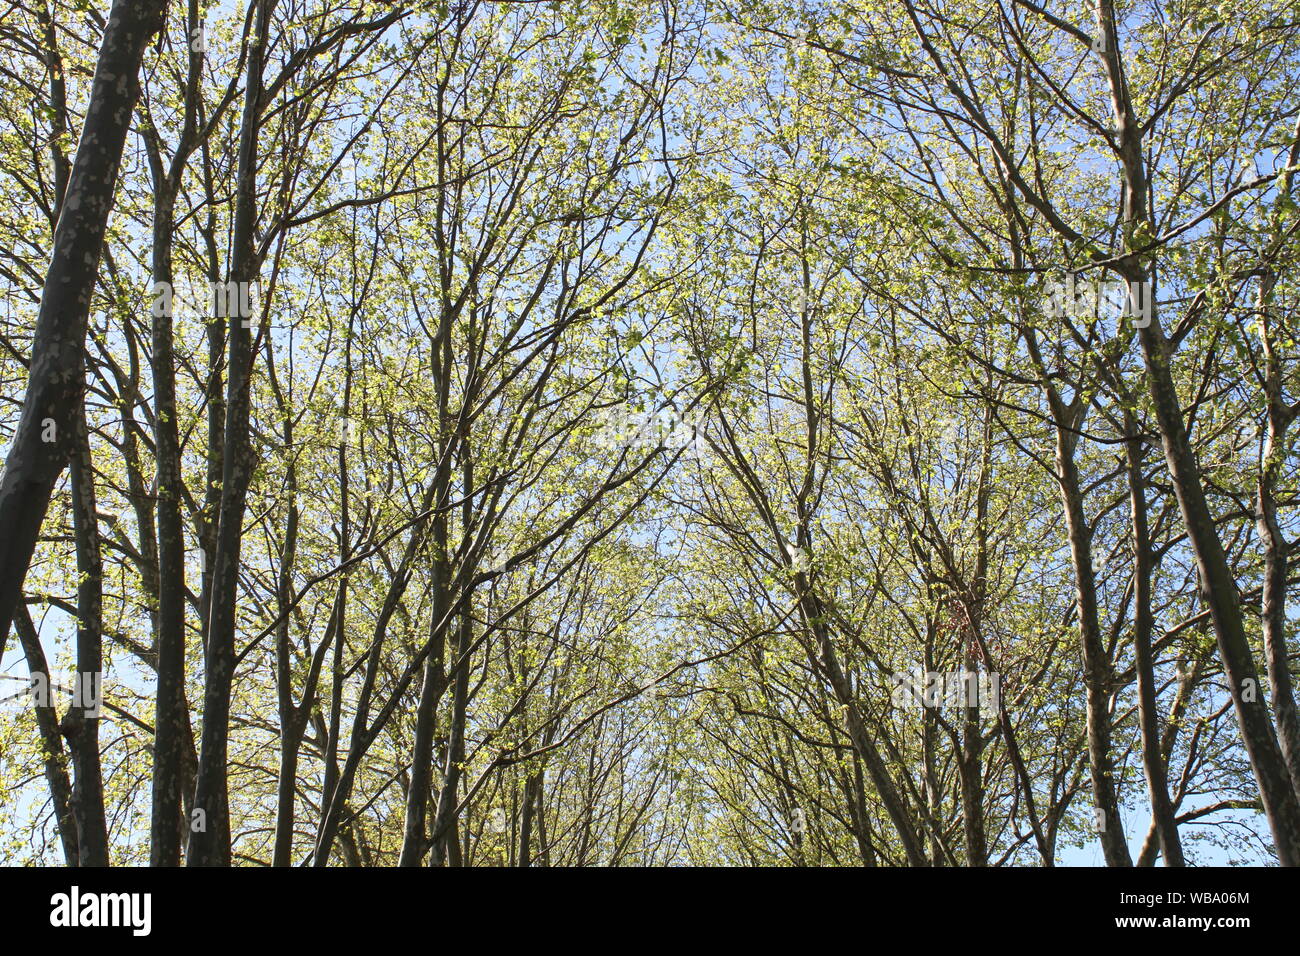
0,0 -> 166,650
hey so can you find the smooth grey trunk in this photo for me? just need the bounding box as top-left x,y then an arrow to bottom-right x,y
850,754 -> 878,866
270,437 -> 301,867
148,186 -> 190,869
1096,0 -> 1300,864
271,717 -> 306,866
1253,273 -> 1300,800
147,0 -> 203,868
961,412 -> 993,865
428,586 -> 474,867
399,296 -> 457,866
397,574 -> 450,866
1135,310 -> 1300,863
66,405 -> 109,866
189,0 -> 274,867
15,605 -> 79,865
315,323 -> 354,864
1125,422 -> 1184,865
519,771 -> 542,867
1054,420 -> 1131,866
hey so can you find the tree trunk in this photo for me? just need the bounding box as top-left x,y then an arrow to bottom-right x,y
14,605 -> 78,865
149,186 -> 190,867
1097,0 -> 1300,862
1054,421 -> 1131,866
1253,272 -> 1300,800
1135,312 -> 1300,863
65,405 -> 109,866
189,0 -> 274,867
399,306 -> 456,865
1125,420 -> 1184,865
429,587 -> 474,867
0,0 -> 167,645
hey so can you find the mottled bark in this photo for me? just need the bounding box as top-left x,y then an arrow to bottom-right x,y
0,0 -> 167,645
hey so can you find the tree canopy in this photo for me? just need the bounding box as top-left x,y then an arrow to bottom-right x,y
2,0 -> 1300,867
